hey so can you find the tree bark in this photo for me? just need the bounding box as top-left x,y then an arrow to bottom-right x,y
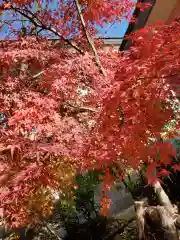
74,0 -> 106,76
135,181 -> 180,240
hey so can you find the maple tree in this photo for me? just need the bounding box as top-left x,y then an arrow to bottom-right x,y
0,0 -> 179,232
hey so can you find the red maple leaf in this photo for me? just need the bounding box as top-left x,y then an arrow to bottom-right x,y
158,169 -> 170,177
3,3 -> 11,9
172,164 -> 180,173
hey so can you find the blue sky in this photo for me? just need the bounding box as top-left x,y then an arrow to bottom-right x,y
97,0 -> 138,38
97,19 -> 132,38
0,0 -> 137,39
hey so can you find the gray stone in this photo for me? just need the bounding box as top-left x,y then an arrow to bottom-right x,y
94,181 -> 135,217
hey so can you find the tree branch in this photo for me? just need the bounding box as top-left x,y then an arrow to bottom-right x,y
65,101 -> 98,113
32,70 -> 44,79
134,200 -> 147,240
2,3 -> 83,54
152,181 -> 174,214
74,0 -> 106,76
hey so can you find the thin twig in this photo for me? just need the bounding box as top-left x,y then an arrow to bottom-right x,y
65,101 -> 98,113
0,22 -> 5,29
32,70 -> 44,79
118,105 -> 124,128
74,0 -> 106,76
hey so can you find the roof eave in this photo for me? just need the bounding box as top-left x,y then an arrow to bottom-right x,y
120,0 -> 156,51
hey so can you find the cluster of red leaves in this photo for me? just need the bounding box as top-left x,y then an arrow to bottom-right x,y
0,144 -> 77,227
0,20 -> 180,224
97,19 -> 180,213
99,168 -> 114,216
0,38 -> 120,226
88,19 -> 180,169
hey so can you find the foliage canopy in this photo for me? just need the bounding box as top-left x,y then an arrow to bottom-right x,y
0,0 -> 179,227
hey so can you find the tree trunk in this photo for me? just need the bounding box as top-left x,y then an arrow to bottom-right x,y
135,181 -> 180,240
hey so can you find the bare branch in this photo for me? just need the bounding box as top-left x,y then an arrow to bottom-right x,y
32,70 -> 44,79
65,101 -> 98,113
74,0 -> 106,76
0,22 -> 5,29
2,4 -> 84,54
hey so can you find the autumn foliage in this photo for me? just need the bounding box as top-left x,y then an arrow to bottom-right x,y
0,0 -> 179,227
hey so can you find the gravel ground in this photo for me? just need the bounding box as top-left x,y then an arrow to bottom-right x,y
113,220 -> 137,240
1,218 -> 138,240
0,203 -> 138,240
